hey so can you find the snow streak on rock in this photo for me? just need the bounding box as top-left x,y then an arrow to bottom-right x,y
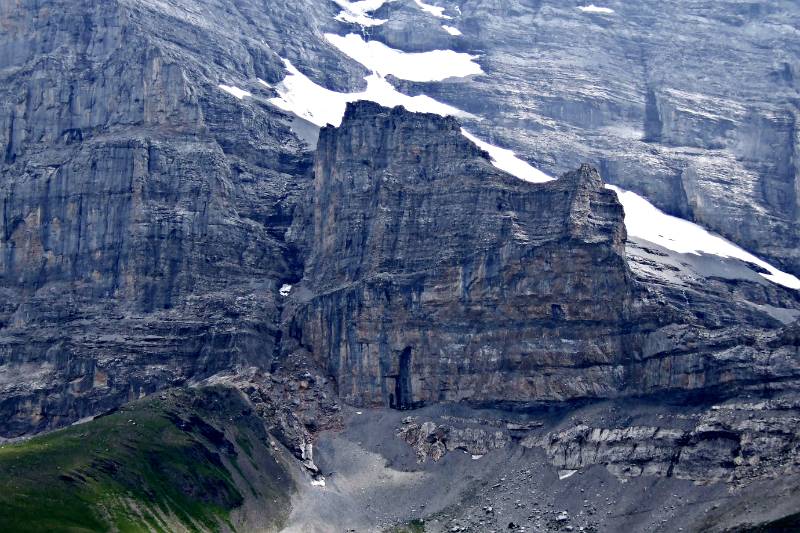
218,84 -> 251,99
333,0 -> 391,26
413,0 -> 452,19
461,129 -> 554,184
325,33 -> 482,82
269,59 -> 470,127
607,185 -> 800,289
578,4 -> 615,14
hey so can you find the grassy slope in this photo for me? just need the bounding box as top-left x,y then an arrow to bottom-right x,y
0,386 -> 294,533
387,520 -> 426,533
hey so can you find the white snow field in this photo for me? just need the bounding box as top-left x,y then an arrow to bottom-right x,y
461,129 -> 554,184
218,84 -> 251,99
413,0 -> 452,19
324,33 -> 482,82
333,0 -> 391,26
269,59 -> 471,127
607,186 -> 800,289
578,4 -> 615,14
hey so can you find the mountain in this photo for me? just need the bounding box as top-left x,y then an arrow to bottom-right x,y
1,0 -> 799,531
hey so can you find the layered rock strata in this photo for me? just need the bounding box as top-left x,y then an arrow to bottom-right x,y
290,101 -> 634,408
289,101 -> 800,412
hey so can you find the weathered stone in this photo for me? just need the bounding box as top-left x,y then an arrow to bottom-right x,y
290,101 -> 633,408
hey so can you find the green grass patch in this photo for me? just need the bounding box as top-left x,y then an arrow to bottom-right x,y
388,519 -> 426,533
0,387 -> 291,532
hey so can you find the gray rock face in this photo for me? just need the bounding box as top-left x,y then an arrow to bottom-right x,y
0,0 -> 319,437
290,101 -> 634,408
380,0 -> 800,275
2,7 -> 800,529
535,395 -> 800,485
398,415 -> 511,462
286,101 -> 800,418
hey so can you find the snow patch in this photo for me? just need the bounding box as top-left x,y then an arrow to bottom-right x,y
607,185 -> 800,290
311,476 -> 326,487
461,129 -> 554,184
442,25 -> 462,36
558,469 -> 578,480
455,130 -> 795,290
257,78 -> 272,88
578,4 -> 615,14
413,0 -> 452,19
325,33 -> 482,82
471,454 -> 484,460
218,84 -> 251,99
269,58 -> 470,127
279,284 -> 292,297
334,0 -> 391,26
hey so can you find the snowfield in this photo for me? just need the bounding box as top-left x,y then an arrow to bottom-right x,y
578,4 -> 615,14
461,129 -> 554,184
218,84 -> 251,99
333,0 -> 391,26
269,59 -> 471,127
607,186 -> 800,289
413,0 -> 452,19
325,33 -> 482,82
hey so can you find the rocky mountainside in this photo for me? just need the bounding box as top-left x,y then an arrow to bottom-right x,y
0,0 -> 316,437
1,0 -> 800,531
289,101 -> 632,407
380,0 -> 800,276
285,100 -> 800,413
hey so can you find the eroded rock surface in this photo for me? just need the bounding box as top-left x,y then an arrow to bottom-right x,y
290,101 -> 633,408
287,101 -> 800,415
385,0 -> 800,275
0,0 -> 318,437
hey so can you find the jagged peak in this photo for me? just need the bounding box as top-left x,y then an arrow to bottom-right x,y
557,164 -> 606,192
340,100 -> 463,132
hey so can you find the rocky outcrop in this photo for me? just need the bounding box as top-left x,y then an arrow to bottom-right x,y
534,396 -> 800,485
0,0 -> 319,437
397,415 -> 510,462
285,101 -> 800,415
199,350 -> 343,473
289,101 -> 633,408
385,0 -> 800,276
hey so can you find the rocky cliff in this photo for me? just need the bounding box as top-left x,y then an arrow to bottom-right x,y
288,101 -> 633,408
0,0 -> 316,437
2,1 -> 800,530
3,0 -> 799,440
286,101 -> 800,415
376,0 -> 800,276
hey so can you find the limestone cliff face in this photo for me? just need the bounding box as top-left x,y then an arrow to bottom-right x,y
291,101 -> 634,408
383,0 -> 800,276
0,0 -> 315,437
286,101 -> 800,412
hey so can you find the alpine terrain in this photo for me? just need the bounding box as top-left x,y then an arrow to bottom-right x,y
1,0 -> 800,532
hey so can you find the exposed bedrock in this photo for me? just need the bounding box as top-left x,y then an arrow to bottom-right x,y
288,101 -> 633,408
0,0 -> 317,437
287,101 -> 800,411
386,0 -> 800,276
